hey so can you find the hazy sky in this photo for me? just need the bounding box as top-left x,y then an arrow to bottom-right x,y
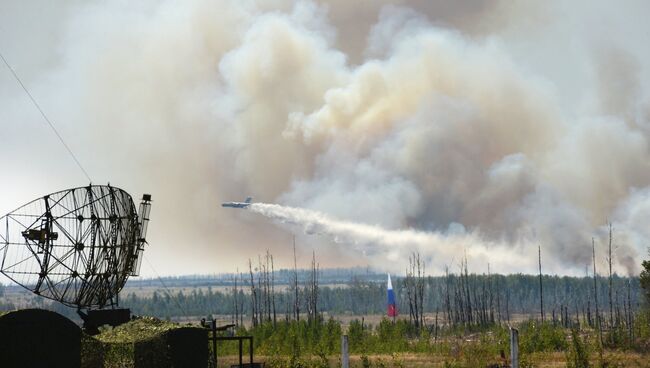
1,1 -> 650,277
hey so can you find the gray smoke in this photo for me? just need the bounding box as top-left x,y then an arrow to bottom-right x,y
1,1 -> 650,275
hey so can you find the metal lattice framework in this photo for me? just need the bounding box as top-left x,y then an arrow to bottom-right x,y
0,185 -> 150,309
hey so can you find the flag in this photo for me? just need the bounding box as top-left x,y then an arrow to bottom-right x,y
387,273 -> 397,317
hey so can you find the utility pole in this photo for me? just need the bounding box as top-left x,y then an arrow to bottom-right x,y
510,327 -> 519,368
341,335 -> 349,368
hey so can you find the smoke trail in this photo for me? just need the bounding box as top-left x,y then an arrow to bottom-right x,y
249,203 -> 538,274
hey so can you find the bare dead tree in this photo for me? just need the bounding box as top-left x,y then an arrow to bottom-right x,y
264,251 -> 272,322
271,253 -> 276,326
463,256 -> 473,325
505,288 -> 510,323
444,266 -> 452,327
615,289 -> 621,327
260,255 -> 266,322
453,269 -> 460,324
452,258 -> 469,326
406,263 -> 415,326
233,269 -> 239,326
434,307 -> 439,341
257,255 -> 264,324
239,272 -> 244,327
293,236 -> 300,321
607,223 -> 614,328
539,244 -> 544,321
488,263 -> 494,324
306,251 -> 320,322
418,255 -> 425,328
495,272 -> 502,325
593,238 -> 603,346
248,259 -> 258,327
627,279 -> 633,341
560,306 -> 569,328
314,253 -> 320,320
405,253 -> 425,329
472,274 -> 482,325
314,252 -> 320,321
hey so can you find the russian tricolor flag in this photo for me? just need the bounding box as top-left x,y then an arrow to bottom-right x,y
387,274 -> 397,317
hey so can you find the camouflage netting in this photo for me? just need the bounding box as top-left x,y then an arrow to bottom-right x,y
84,316 -> 209,368
0,308 -> 82,368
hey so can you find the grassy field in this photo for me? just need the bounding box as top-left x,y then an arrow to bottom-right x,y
213,351 -> 650,368
206,315 -> 650,368
69,312 -> 650,367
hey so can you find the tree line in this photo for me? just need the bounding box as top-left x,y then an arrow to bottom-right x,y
115,263 -> 640,327
1,248 -> 643,331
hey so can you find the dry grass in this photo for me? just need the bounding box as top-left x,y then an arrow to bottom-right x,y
213,351 -> 650,368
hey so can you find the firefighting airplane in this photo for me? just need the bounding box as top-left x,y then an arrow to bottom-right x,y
221,197 -> 253,209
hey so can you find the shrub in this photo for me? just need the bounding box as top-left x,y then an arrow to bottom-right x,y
519,320 -> 568,353
566,328 -> 590,368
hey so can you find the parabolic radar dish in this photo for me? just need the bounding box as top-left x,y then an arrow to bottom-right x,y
0,185 -> 151,309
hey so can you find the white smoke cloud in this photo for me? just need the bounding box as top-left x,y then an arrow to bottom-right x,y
2,0 -> 650,275
249,203 -> 538,274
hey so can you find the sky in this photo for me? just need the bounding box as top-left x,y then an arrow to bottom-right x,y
1,0 -> 650,278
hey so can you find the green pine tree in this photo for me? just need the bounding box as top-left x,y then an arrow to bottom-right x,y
641,257 -> 650,305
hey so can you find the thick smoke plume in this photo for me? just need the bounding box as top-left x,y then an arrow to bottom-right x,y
2,1 -> 650,275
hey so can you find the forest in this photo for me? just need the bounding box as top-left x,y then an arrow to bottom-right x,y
3,252 -> 641,330
115,273 -> 640,326
2,250 -> 650,366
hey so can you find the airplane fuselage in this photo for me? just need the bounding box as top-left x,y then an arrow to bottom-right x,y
222,197 -> 253,209
221,202 -> 251,208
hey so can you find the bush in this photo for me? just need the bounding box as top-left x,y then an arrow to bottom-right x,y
640,258 -> 650,305
348,319 -> 370,353
93,317 -> 207,368
519,320 -> 568,353
566,328 -> 590,368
